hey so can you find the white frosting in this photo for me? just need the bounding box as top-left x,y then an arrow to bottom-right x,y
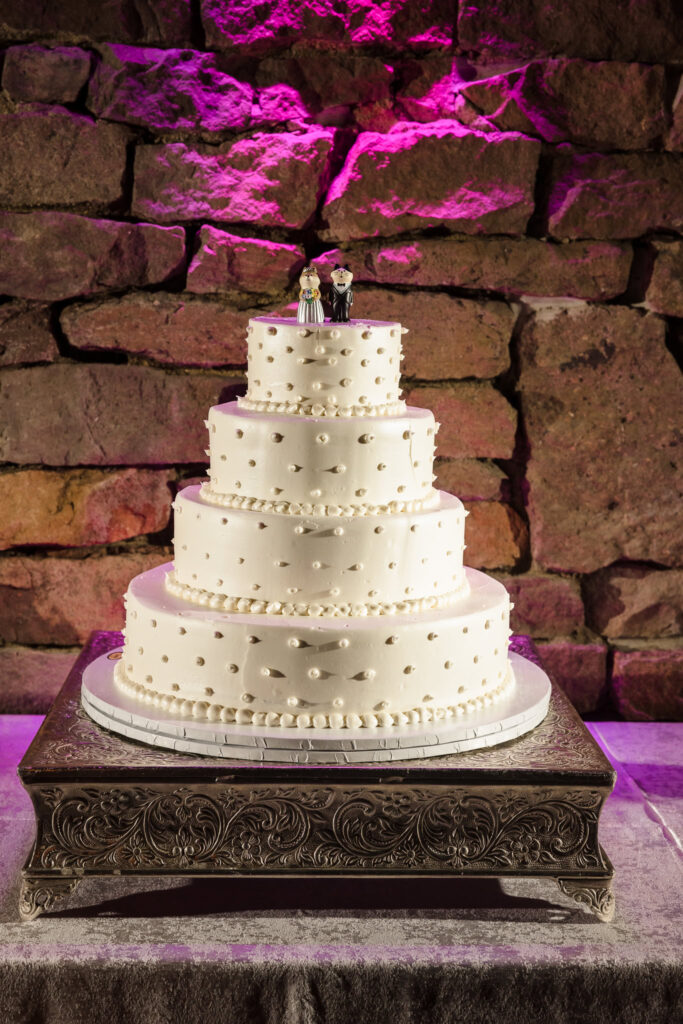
118,311 -> 516,733
120,563 -> 512,728
173,484 -> 467,609
240,317 -> 406,415
208,403 -> 437,509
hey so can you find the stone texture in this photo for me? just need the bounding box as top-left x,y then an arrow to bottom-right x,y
361,288 -> 513,379
457,0 -> 683,63
133,129 -> 334,228
497,573 -> 584,638
584,567 -> 683,639
612,643 -> 683,720
2,44 -> 91,103
0,468 -> 173,550
666,74 -> 683,152
611,644 -> 683,721
322,122 -> 540,241
644,240 -> 683,318
88,45 -> 254,134
0,302 -> 58,366
0,106 -> 131,210
545,150 -> 683,240
461,60 -> 667,151
187,227 -> 305,296
286,49 -> 393,113
395,56 -> 456,122
434,459 -> 506,501
462,501 -> 528,570
61,293 -> 254,367
518,303 -> 683,573
0,212 -> 186,301
317,237 -> 631,300
201,0 -> 452,53
0,365 -> 232,466
0,552 -> 168,645
404,384 -> 517,459
536,641 -> 608,715
0,645 -> 78,713
0,0 -> 193,45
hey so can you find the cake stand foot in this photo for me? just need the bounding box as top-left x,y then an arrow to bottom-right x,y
557,876 -> 615,922
19,876 -> 80,921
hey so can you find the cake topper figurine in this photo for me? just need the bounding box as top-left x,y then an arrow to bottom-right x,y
329,264 -> 354,322
297,265 -> 324,324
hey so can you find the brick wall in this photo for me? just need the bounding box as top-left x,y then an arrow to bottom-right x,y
0,0 -> 681,720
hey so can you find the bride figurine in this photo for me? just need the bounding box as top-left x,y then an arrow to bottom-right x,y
297,265 -> 324,324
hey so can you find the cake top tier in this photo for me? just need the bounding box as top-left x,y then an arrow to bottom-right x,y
239,316 -> 407,418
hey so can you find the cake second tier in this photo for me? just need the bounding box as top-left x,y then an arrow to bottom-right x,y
171,484 -> 467,615
207,401 -> 437,513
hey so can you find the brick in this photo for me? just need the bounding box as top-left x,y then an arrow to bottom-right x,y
0,106 -> 130,210
88,45 -> 253,134
0,553 -> 168,645
0,212 -> 185,301
434,459 -> 506,501
518,303 -> 683,573
461,60 -> 667,151
497,573 -> 584,637
666,73 -> 683,152
187,227 -> 306,296
0,469 -> 173,551
0,0 -> 192,46
463,501 -> 528,570
2,45 -> 91,103
545,151 -> 683,240
0,365 -> 233,466
457,0 -> 683,63
611,644 -> 683,721
405,384 -> 517,459
0,302 -> 58,366
291,49 -> 392,111
395,56 -> 456,122
0,646 -> 79,713
361,288 -> 513,379
323,122 -> 540,241
317,237 -> 631,300
201,0 -> 452,54
644,240 -> 683,318
536,641 -> 608,715
584,567 -> 683,639
61,293 -> 254,367
132,129 -> 335,228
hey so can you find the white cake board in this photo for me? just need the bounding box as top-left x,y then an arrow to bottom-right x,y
81,651 -> 551,764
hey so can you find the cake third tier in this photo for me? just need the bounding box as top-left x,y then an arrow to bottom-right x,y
207,402 -> 437,513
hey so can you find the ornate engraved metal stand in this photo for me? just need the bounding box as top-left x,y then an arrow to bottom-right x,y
18,632 -> 615,922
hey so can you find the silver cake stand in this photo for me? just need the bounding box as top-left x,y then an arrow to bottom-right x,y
81,650 -> 551,764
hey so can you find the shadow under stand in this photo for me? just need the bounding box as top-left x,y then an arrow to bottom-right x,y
18,632 -> 615,922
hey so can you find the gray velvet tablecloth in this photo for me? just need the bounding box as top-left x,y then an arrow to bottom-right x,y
1,718 -> 681,1024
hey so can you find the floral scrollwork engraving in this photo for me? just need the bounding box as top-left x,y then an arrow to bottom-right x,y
34,784 -> 607,874
558,877 -> 615,922
19,877 -> 80,921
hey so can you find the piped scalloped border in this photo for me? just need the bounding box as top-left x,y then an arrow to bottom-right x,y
237,396 -> 406,418
199,482 -> 440,517
165,569 -> 468,617
114,659 -> 514,730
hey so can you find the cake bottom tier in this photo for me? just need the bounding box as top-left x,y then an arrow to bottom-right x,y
120,563 -> 512,730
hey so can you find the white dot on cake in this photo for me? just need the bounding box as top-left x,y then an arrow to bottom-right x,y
161,655 -> 168,663
404,665 -> 415,674
196,657 -> 204,666
444,660 -> 452,669
241,692 -> 254,702
236,429 -> 243,438
204,687 -> 214,696
308,667 -> 321,679
246,635 -> 259,644
375,526 -> 384,534
178,627 -> 186,635
271,432 -> 283,443
386,636 -> 398,645
316,433 -> 329,444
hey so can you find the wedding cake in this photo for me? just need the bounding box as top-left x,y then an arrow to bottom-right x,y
114,314 -> 514,732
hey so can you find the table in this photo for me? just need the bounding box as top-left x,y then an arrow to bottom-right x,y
1,711 -> 681,1022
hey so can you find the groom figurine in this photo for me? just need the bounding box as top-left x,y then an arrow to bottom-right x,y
328,264 -> 354,322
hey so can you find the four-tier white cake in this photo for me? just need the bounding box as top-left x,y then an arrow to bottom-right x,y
115,315 -> 515,732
